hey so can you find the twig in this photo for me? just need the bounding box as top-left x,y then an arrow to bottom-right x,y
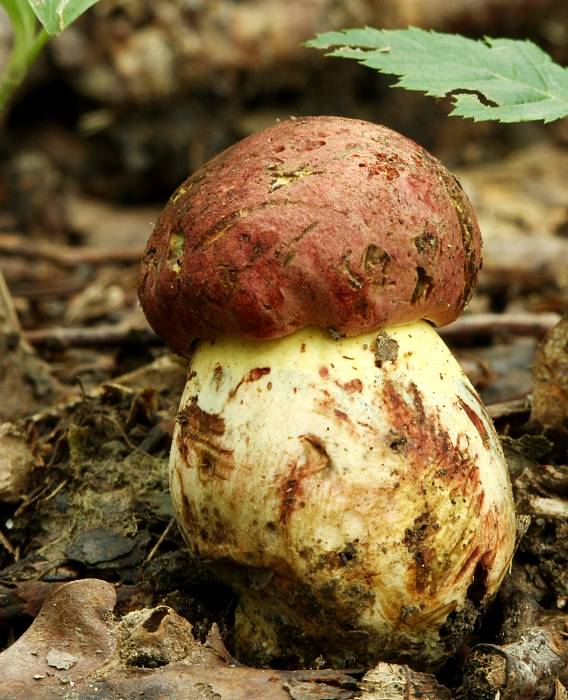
100,413 -> 138,452
24,324 -> 159,349
440,312 -> 560,341
42,479 -> 69,504
10,280 -> 89,300
14,479 -> 59,518
486,396 -> 531,421
481,233 -> 568,291
0,265 -> 23,335
145,517 -> 176,563
0,233 -> 143,267
0,528 -> 16,557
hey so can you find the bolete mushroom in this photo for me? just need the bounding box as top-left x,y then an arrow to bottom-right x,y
138,116 -> 516,669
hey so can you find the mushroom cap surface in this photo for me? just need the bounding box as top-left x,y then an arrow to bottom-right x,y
139,116 -> 481,354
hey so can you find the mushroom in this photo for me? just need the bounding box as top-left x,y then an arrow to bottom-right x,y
138,116 -> 516,669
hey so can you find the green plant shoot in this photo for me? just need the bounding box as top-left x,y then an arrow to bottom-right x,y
306,27 -> 568,123
0,0 -> 101,113
27,0 -> 100,36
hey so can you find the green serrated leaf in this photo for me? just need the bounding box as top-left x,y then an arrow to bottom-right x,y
307,27 -> 568,124
305,27 -> 388,50
26,0 -> 100,35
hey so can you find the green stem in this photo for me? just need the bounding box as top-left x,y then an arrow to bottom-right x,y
0,51 -> 26,114
0,1 -> 49,114
26,26 -> 50,68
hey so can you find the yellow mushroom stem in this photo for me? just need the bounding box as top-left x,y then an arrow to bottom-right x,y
170,320 -> 516,668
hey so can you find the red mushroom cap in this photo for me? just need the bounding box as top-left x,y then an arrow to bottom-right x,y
139,116 -> 481,355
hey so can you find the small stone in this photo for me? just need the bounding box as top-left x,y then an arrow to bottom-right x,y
46,649 -> 78,670
375,332 -> 399,366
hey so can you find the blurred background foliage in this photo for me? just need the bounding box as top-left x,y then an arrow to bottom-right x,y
2,0 -> 568,204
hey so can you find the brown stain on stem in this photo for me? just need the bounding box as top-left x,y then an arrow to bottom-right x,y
381,380 -> 486,596
335,378 -> 363,394
457,396 -> 490,448
279,462 -> 302,526
177,398 -> 233,481
300,434 -> 333,474
229,367 -> 271,399
278,434 -> 334,526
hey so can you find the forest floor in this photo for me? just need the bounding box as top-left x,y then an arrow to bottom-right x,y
0,11 -> 567,696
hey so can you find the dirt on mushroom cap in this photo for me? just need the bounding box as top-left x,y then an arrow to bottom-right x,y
138,116 -> 481,355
